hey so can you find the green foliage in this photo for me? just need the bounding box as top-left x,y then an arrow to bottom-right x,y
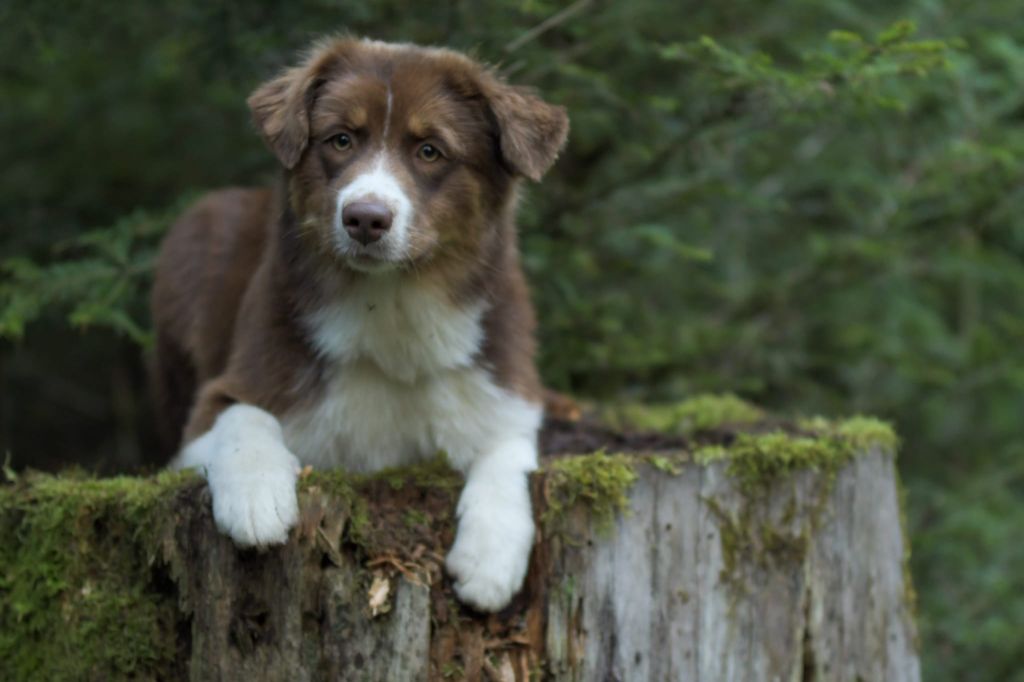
661,21 -> 956,115
1,201 -> 188,344
1,1 -> 1022,678
0,16 -> 962,351
910,463 -> 1024,681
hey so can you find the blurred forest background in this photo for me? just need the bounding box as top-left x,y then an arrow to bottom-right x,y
1,0 -> 1022,679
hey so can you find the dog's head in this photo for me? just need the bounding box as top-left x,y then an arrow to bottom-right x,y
248,38 -> 568,276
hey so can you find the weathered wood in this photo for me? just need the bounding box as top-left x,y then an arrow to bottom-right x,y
0,434 -> 920,681
164,486 -> 438,682
543,448 -> 919,682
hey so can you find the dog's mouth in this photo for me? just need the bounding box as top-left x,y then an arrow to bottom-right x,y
329,230 -> 403,274
339,245 -> 409,274
345,252 -> 396,273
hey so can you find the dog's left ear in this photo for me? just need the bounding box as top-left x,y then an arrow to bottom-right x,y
486,81 -> 570,182
247,45 -> 340,169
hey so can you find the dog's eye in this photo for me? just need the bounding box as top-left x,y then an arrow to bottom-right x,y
417,143 -> 441,162
330,133 -> 353,151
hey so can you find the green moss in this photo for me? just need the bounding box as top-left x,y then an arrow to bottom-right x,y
298,469 -> 372,546
441,661 -> 465,679
367,453 -> 463,492
673,393 -> 765,432
0,457 -> 464,681
0,470 -> 195,680
702,431 -> 856,494
704,496 -> 810,595
760,522 -> 809,563
797,414 -> 900,452
346,497 -> 374,548
647,454 -> 683,475
298,455 -> 460,501
692,445 -> 729,463
299,468 -> 357,498
300,455 -> 462,562
603,392 -> 764,434
695,417 -> 899,496
557,574 -> 577,604
695,415 -> 902,596
834,416 -> 900,452
704,498 -> 746,587
403,508 -> 431,528
542,452 -> 638,533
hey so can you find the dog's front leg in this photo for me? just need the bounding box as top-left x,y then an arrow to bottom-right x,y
445,435 -> 537,612
173,403 -> 300,547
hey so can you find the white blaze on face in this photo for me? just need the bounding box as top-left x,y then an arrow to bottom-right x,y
332,86 -> 417,268
333,155 -> 414,263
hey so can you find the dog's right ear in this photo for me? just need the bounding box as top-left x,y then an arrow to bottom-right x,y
247,44 -> 342,169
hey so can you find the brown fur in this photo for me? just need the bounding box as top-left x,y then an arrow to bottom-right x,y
151,38 -> 568,457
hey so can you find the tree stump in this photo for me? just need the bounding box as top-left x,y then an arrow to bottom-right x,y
0,399 -> 920,681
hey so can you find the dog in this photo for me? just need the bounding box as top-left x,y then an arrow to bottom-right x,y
150,37 -> 568,612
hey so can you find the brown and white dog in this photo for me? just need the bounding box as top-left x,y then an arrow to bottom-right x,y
150,37 -> 568,611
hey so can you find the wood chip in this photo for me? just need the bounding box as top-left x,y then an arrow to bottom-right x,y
315,526 -> 344,567
483,656 -> 514,682
367,572 -> 391,617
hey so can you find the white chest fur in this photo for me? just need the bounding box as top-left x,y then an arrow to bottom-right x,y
281,277 -> 540,473
304,276 -> 485,382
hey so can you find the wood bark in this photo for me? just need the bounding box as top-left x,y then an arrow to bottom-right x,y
154,447 -> 919,681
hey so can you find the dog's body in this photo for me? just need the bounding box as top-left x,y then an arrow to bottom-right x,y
150,38 -> 567,611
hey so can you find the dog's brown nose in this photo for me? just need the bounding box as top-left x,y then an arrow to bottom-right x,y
342,201 -> 393,245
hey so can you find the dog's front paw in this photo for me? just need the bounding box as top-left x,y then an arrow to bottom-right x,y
207,441 -> 300,548
446,500 -> 535,612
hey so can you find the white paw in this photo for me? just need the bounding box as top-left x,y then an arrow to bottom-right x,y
208,446 -> 299,547
197,405 -> 301,548
446,491 -> 535,612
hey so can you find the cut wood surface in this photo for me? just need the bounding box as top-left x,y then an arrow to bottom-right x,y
0,398 -> 921,681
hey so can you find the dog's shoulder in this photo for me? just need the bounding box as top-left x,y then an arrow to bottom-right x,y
159,187 -> 273,275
